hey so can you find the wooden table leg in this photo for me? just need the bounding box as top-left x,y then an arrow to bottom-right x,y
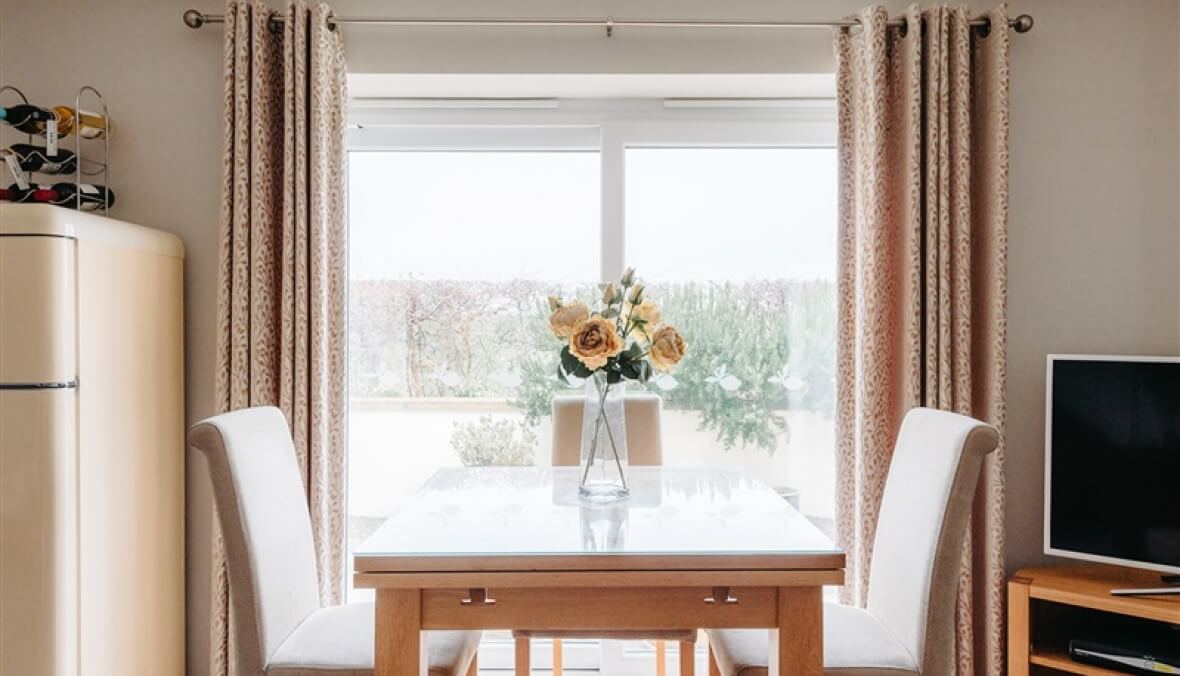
515,637 -> 530,676
769,586 -> 822,676
679,640 -> 696,676
376,588 -> 426,676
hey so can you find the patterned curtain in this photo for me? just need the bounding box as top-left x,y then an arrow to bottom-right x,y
211,2 -> 347,674
833,4 -> 1008,674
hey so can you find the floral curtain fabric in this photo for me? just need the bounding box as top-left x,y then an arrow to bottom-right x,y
211,2 -> 347,674
834,4 -> 1009,673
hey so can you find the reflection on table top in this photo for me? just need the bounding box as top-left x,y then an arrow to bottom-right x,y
355,466 -> 842,572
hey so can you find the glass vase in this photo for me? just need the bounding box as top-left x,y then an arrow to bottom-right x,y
578,370 -> 629,502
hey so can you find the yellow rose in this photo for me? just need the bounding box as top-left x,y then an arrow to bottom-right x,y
549,301 -> 589,339
648,325 -> 686,372
602,283 -> 619,305
628,301 -> 661,330
569,316 -> 623,370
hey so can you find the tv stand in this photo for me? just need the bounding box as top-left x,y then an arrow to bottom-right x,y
1009,565 -> 1180,675
1110,573 -> 1180,597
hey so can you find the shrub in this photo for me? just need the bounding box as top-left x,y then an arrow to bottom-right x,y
451,415 -> 537,466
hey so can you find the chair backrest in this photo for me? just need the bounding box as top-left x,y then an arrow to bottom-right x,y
866,407 -> 999,674
188,407 -> 322,676
551,394 -> 664,466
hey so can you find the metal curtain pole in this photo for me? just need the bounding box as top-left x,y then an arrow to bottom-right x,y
181,10 -> 1034,36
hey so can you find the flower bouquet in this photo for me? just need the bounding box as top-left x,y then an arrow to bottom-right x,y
548,268 -> 686,500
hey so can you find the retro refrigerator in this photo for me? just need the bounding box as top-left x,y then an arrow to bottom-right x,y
0,203 -> 185,676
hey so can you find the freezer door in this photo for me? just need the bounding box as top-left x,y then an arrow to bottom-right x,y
0,235 -> 77,386
0,388 -> 78,676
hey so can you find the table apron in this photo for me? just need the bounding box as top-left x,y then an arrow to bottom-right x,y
415,586 -> 779,630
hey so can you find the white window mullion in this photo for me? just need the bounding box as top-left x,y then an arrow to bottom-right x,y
600,122 -> 626,283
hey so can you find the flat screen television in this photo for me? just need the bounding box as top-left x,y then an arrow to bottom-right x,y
1045,355 -> 1180,575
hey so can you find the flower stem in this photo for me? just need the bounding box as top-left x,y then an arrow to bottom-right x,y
600,401 -> 629,492
580,375 -> 610,487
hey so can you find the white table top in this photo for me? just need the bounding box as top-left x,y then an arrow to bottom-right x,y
355,466 -> 842,573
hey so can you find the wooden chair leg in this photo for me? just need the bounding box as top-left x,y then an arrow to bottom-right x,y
553,638 -> 564,676
656,640 -> 667,676
708,641 -> 721,676
515,637 -> 530,676
679,641 -> 695,676
466,652 -> 478,676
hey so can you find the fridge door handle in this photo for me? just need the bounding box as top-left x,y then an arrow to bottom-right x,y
0,380 -> 77,390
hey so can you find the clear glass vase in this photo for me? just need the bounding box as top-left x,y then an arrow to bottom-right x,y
580,500 -> 629,551
578,370 -> 629,502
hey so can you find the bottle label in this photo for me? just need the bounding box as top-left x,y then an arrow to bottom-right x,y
46,119 -> 58,156
3,152 -> 30,190
77,110 -> 106,139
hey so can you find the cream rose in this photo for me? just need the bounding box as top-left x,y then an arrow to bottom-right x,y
569,316 -> 623,370
648,325 -> 686,372
548,301 -> 589,339
628,301 -> 661,330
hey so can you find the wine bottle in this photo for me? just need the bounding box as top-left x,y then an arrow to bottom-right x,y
2,145 -> 77,175
2,184 -> 37,202
0,104 -> 56,134
53,107 -> 113,139
33,182 -> 115,211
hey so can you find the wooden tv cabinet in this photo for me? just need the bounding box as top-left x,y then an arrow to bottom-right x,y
1008,565 -> 1180,675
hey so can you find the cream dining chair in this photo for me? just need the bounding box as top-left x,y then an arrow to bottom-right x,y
513,394 -> 698,676
190,406 -> 482,676
705,407 -> 999,676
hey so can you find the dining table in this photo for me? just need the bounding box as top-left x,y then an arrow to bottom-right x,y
353,466 -> 845,676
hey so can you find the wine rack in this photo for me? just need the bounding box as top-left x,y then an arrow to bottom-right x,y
0,83 -> 111,215
74,86 -> 111,214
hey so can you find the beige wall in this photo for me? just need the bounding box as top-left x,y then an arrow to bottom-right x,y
2,1 -> 1178,674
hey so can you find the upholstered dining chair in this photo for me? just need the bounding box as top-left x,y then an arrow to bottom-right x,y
705,407 -> 999,676
514,394 -> 697,676
189,406 -> 482,676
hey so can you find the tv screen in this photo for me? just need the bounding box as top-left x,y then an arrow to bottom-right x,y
1047,356 -> 1180,573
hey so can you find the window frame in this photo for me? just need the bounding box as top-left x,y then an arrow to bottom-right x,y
348,98 -> 837,284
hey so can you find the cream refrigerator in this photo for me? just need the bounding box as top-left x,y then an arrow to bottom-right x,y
0,203 -> 185,676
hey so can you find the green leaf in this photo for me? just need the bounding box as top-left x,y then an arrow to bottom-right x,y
620,361 -> 639,380
606,369 -> 622,385
560,345 -> 581,375
601,307 -> 619,319
557,363 -> 570,386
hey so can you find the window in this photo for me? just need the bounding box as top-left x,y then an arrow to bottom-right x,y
348,150 -> 599,549
624,146 -> 838,524
346,99 -> 837,672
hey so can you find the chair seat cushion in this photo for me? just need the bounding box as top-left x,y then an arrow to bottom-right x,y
267,602 -> 481,676
513,628 -> 698,642
706,603 -> 918,676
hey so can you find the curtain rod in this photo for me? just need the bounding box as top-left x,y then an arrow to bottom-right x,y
182,10 -> 1034,37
